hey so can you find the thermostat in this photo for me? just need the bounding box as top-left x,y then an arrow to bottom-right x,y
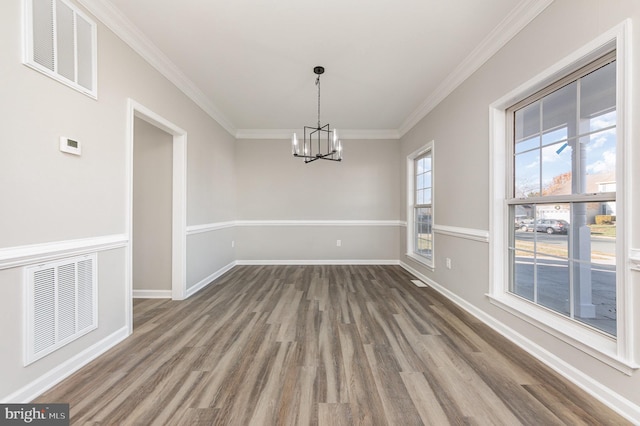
60,137 -> 81,155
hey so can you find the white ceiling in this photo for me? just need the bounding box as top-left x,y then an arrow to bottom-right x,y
80,0 -> 552,138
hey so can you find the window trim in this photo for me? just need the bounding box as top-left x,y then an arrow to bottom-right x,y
23,0 -> 98,99
407,141 -> 435,269
488,20 -> 636,373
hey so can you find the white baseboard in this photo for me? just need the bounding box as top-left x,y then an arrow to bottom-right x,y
236,259 -> 400,266
399,261 -> 640,424
1,326 -> 129,403
186,261 -> 236,298
132,289 -> 172,299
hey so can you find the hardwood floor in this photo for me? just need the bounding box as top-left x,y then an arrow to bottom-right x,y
36,265 -> 629,425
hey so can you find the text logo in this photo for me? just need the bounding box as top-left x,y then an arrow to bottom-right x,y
0,404 -> 69,425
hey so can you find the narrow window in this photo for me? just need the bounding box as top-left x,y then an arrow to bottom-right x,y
407,142 -> 434,268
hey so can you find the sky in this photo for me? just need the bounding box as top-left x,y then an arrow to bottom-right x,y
514,110 -> 616,198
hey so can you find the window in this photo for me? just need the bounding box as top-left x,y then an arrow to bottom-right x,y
407,142 -> 434,268
489,23 -> 634,372
24,0 -> 97,98
508,52 -> 617,336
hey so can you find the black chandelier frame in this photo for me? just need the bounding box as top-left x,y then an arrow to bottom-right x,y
293,66 -> 342,164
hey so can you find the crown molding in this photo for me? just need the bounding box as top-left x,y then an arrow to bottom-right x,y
235,128 -> 400,140
77,0 -> 552,141
76,0 -> 237,137
398,0 -> 554,137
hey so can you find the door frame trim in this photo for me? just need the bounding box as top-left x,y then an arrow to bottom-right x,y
126,99 -> 187,331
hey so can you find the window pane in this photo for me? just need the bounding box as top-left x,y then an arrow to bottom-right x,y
416,155 -> 431,175
536,257 -> 570,315
583,128 -> 616,189
414,207 -> 432,259
589,110 -> 616,133
511,205 -> 535,302
514,150 -> 540,198
515,101 -> 540,142
534,203 -> 570,257
541,142 -> 572,196
422,156 -> 432,172
581,201 -> 616,263
541,127 -> 568,146
422,188 -> 432,205
573,202 -> 616,334
542,82 -> 576,138
574,262 -> 616,335
515,136 -> 539,154
510,247 -> 534,302
580,61 -> 616,119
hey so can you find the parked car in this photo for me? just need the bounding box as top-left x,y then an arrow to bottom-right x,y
534,219 -> 569,234
515,217 -> 534,231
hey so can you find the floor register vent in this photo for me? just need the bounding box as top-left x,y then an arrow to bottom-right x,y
24,253 -> 98,365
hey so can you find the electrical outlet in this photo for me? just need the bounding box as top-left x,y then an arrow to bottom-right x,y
231,240 -> 235,248
446,258 -> 452,269
336,240 -> 342,247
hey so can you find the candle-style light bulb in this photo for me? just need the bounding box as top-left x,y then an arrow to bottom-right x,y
337,140 -> 342,160
332,129 -> 339,152
291,133 -> 299,155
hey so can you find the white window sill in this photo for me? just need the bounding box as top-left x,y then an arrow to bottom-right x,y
488,292 -> 638,375
405,252 -> 434,271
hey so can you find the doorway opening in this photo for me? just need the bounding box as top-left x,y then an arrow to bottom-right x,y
127,99 -> 187,332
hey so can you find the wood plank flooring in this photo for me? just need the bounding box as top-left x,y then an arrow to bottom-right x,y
35,265 -> 629,425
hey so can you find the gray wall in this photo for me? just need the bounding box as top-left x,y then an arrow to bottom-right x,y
236,139 -> 400,220
400,0 -> 640,413
0,0 -> 235,399
235,138 -> 401,262
133,118 -> 173,292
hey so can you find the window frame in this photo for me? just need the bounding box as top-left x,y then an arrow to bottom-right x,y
23,0 -> 98,99
488,22 -> 636,374
407,141 -> 435,269
506,51 -> 617,335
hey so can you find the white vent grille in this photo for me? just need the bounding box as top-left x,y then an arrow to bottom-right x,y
24,0 -> 97,97
32,0 -> 54,71
55,0 -> 75,82
25,254 -> 97,365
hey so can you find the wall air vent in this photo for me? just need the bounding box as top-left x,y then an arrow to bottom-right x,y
24,0 -> 98,98
24,253 -> 98,365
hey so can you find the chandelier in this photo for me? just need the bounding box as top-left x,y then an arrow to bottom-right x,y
292,66 -> 342,163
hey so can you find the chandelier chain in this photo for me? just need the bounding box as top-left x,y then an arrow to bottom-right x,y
316,75 -> 321,128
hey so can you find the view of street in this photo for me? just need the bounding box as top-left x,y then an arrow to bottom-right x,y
511,229 -> 616,335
